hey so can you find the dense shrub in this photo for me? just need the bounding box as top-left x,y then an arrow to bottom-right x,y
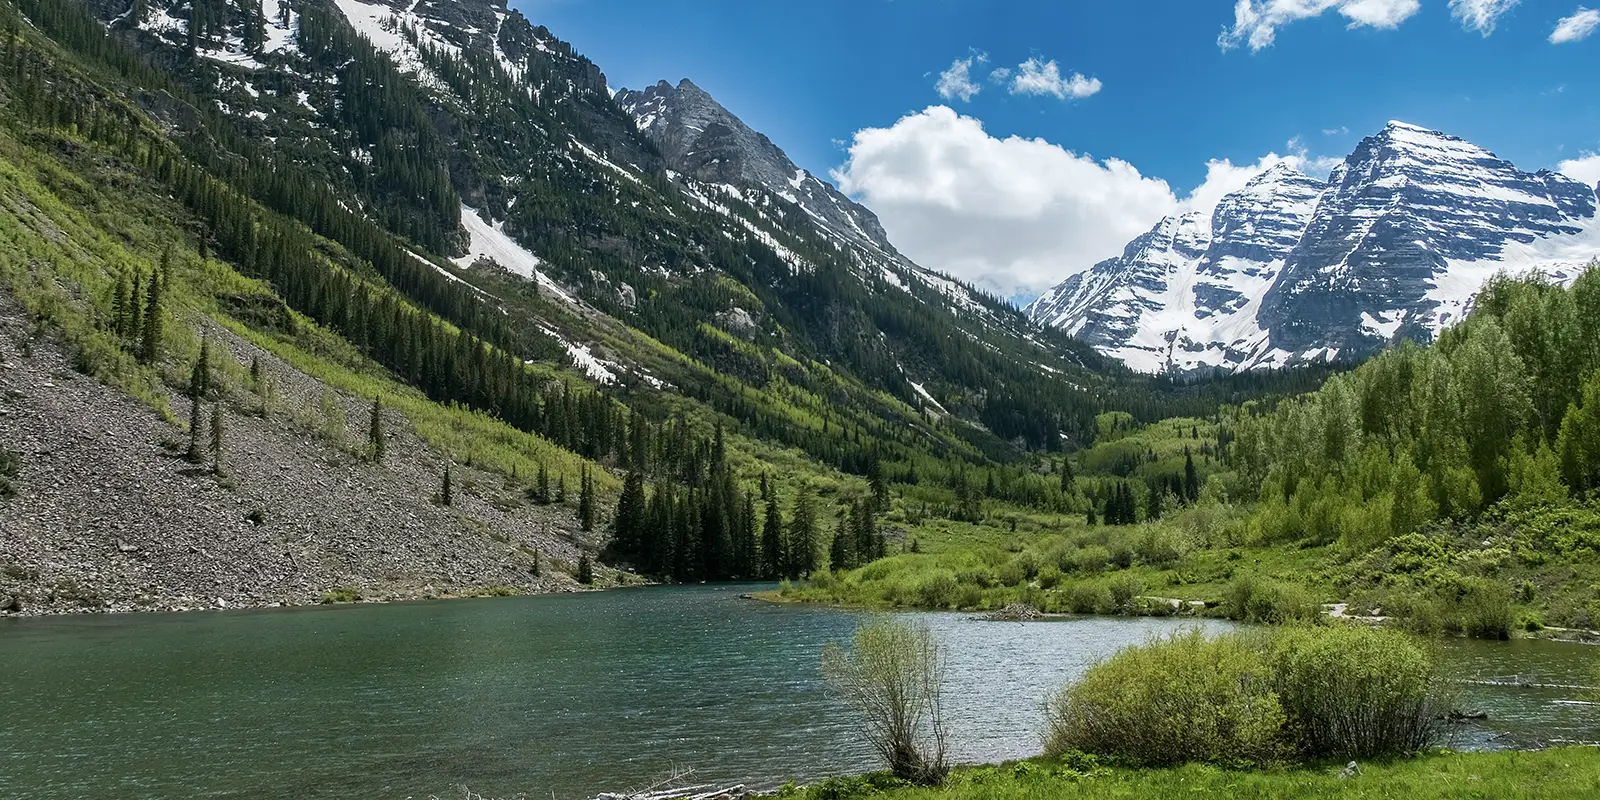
1075,546 -> 1110,575
1065,583 -> 1108,615
1044,630 -> 1285,766
914,570 -> 960,609
1107,574 -> 1143,614
1045,627 -> 1448,769
1450,579 -> 1513,640
1269,626 -> 1446,759
1223,574 -> 1318,624
0,447 -> 18,499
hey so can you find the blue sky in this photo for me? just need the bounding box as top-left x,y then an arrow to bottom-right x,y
515,0 -> 1600,298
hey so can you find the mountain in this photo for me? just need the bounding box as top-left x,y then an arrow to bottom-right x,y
1028,122 -> 1600,373
612,77 -> 1010,327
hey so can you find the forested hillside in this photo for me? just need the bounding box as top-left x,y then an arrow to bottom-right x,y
787,267 -> 1600,635
0,0 -> 1342,611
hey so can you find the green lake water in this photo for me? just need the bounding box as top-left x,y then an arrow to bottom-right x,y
0,584 -> 1594,798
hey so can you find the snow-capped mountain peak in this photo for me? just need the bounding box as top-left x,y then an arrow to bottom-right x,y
1030,121 -> 1600,374
1025,159 -> 1326,373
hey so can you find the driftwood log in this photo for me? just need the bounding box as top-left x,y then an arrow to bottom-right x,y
590,768 -> 756,800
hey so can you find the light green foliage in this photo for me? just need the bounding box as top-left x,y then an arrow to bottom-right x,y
1046,627 -> 1444,769
821,619 -> 948,785
1268,626 -> 1445,759
1044,630 -> 1286,767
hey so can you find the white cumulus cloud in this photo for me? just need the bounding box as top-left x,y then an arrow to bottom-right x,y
1450,0 -> 1520,35
934,52 -> 987,102
831,106 -> 1332,298
1550,7 -> 1600,43
1559,152 -> 1600,187
1008,58 -> 1103,100
1220,0 -> 1422,51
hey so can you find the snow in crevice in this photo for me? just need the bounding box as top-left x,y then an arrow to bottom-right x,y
535,326 -> 618,385
455,206 -> 579,306
909,381 -> 946,415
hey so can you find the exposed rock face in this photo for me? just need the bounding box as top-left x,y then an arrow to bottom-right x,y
0,301 -> 604,616
1029,122 -> 1600,373
1259,122 -> 1598,358
1027,164 -> 1325,373
615,79 -> 899,259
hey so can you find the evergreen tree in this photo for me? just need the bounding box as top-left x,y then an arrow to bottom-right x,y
735,489 -> 758,578
579,466 -> 595,532
1060,459 -> 1075,492
368,396 -> 385,462
761,491 -> 784,579
441,462 -> 453,506
612,471 -> 647,561
186,389 -> 204,463
129,272 -> 144,342
1183,451 -> 1199,503
786,485 -> 818,579
556,475 -> 567,503
139,258 -> 163,364
829,521 -> 854,572
112,271 -> 132,337
533,463 -> 550,504
867,455 -> 889,511
530,549 -> 541,577
577,552 -> 593,585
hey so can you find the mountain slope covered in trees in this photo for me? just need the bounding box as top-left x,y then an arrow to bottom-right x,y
0,0 -> 1343,609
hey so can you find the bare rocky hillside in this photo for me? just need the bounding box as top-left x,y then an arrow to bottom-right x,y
0,299 -> 611,615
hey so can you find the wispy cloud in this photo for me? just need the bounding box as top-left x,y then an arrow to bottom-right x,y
1322,126 -> 1350,136
934,51 -> 987,102
1007,58 -> 1103,100
1550,7 -> 1600,43
1449,0 -> 1520,36
1220,0 -> 1422,51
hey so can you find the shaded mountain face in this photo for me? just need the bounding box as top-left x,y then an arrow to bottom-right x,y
1029,122 -> 1600,374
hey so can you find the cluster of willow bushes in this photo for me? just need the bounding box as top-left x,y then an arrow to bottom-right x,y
1046,626 -> 1448,767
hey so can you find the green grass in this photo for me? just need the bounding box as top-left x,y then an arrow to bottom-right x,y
784,749 -> 1600,800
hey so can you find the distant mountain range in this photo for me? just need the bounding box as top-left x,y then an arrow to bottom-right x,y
1026,122 -> 1600,374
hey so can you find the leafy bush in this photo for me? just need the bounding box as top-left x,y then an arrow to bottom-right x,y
1065,583 -> 1108,615
1107,574 -> 1143,614
1451,579 -> 1513,640
319,587 -> 361,604
1044,630 -> 1285,767
1270,626 -> 1446,760
1075,546 -> 1109,575
822,620 -> 949,785
1223,574 -> 1318,624
915,570 -> 959,609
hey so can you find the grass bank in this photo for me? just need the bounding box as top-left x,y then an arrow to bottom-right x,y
781,749 -> 1600,800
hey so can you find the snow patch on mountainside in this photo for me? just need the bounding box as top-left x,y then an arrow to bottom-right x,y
332,0 -> 458,90
455,206 -> 578,305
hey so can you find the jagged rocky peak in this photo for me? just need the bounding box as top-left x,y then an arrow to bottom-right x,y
1025,162 -> 1328,374
615,78 -> 901,259
1031,120 -> 1600,374
1257,120 -> 1600,359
